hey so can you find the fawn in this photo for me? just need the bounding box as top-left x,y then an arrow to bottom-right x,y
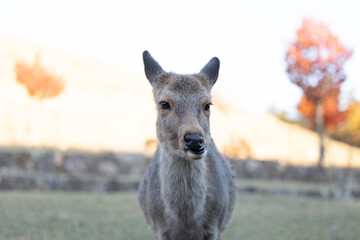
138,51 -> 236,240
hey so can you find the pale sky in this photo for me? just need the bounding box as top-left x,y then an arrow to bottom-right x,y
1,0 -> 359,117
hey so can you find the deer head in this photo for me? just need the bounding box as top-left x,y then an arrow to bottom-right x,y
143,51 -> 219,160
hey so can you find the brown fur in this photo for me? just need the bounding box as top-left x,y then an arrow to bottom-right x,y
138,51 -> 237,240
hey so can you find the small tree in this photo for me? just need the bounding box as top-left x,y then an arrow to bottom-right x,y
285,18 -> 352,168
335,100 -> 360,147
15,53 -> 64,99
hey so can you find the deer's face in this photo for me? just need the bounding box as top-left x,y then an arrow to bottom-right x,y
154,74 -> 212,160
143,51 -> 220,160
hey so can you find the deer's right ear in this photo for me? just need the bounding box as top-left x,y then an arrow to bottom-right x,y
143,51 -> 163,85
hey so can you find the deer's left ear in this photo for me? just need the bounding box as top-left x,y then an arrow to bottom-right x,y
200,57 -> 220,88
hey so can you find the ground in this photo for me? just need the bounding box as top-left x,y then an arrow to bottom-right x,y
1,191 -> 360,240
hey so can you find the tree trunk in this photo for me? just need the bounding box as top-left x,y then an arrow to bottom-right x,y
315,100 -> 325,169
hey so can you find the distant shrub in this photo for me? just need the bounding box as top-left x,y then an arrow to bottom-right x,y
15,53 -> 64,99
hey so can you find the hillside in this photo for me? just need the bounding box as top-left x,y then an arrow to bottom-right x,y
0,35 -> 359,167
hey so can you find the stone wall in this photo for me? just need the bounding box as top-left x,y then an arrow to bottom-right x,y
0,149 -> 150,191
1,148 -> 360,198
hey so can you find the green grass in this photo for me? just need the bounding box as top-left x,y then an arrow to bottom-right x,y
225,194 -> 360,240
237,178 -> 337,191
1,192 -> 360,240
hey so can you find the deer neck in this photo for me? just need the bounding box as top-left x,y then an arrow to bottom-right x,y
158,145 -> 207,224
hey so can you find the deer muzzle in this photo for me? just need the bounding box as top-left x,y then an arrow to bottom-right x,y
184,133 -> 205,155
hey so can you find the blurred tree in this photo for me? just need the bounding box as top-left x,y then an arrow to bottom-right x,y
285,18 -> 352,168
334,100 -> 360,147
268,106 -> 295,123
15,53 -> 64,99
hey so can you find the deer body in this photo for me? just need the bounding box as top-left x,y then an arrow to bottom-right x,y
138,51 -> 236,240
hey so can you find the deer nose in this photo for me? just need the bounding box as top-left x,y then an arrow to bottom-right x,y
184,133 -> 204,154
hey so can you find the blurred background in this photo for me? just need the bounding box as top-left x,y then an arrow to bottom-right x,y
0,0 -> 360,239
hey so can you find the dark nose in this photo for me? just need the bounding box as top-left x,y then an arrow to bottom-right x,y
184,133 -> 204,153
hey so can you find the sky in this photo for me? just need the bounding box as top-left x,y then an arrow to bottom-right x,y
1,0 -> 359,117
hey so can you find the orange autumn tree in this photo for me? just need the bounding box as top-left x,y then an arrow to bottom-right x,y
285,18 -> 352,168
15,53 -> 64,99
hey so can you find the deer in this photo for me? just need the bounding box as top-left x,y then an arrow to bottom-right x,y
138,51 -> 237,240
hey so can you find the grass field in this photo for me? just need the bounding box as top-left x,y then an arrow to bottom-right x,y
1,191 -> 360,240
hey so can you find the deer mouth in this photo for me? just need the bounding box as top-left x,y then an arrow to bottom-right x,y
190,147 -> 205,155
185,147 -> 206,160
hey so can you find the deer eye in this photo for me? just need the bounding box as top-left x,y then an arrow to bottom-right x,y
159,101 -> 171,110
204,103 -> 212,111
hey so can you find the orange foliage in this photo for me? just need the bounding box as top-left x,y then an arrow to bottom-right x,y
286,18 -> 352,132
286,18 -> 352,101
298,94 -> 347,132
298,94 -> 314,117
15,54 -> 64,99
335,100 -> 360,146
